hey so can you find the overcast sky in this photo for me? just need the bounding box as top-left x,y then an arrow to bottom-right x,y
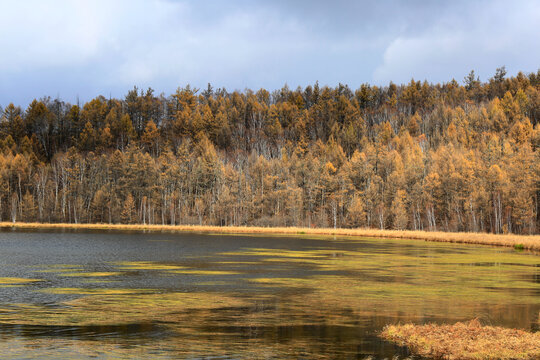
1,0 -> 539,106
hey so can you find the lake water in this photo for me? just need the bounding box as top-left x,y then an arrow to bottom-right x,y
0,229 -> 538,359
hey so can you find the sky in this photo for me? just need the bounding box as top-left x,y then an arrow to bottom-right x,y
1,0 -> 539,106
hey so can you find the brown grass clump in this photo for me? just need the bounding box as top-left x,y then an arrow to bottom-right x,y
1,222 -> 539,251
381,319 -> 540,360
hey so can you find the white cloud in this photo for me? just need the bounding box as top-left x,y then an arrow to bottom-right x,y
0,1 -> 116,70
373,0 -> 540,84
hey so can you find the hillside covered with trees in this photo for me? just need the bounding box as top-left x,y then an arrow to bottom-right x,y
0,67 -> 539,234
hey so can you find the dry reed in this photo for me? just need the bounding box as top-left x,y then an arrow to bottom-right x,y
0,222 -> 539,251
381,319 -> 540,360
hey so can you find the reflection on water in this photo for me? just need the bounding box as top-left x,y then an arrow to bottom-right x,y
0,230 -> 538,359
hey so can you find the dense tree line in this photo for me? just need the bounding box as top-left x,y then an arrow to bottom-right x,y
0,67 -> 539,233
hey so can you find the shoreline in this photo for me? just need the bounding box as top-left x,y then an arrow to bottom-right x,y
1,222 -> 539,251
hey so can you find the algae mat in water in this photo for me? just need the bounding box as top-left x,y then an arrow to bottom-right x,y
0,230 -> 538,359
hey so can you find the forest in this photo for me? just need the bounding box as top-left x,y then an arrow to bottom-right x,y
0,67 -> 539,234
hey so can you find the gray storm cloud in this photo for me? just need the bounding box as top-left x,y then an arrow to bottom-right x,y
0,0 -> 538,106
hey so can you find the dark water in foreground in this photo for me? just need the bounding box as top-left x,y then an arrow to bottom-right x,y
0,229 -> 538,359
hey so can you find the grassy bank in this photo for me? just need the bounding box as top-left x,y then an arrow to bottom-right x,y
1,222 -> 539,251
381,320 -> 540,360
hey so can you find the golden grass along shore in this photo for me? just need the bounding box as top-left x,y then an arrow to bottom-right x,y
381,320 -> 540,360
1,222 -> 539,251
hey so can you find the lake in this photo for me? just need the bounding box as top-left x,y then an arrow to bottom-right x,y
0,229 -> 538,359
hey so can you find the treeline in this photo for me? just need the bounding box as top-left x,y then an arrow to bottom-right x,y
0,67 -> 539,233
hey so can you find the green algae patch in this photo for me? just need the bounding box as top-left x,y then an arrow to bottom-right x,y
0,277 -> 42,284
39,288 -> 155,295
219,248 -> 333,259
168,270 -> 241,275
194,281 -> 236,286
235,245 -> 540,308
0,292 -> 249,327
80,279 -> 117,284
43,264 -> 84,268
61,272 -> 122,277
249,277 -> 293,284
247,272 -> 540,323
113,261 -> 186,271
381,320 -> 540,360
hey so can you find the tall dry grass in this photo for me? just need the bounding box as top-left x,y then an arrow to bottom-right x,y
381,319 -> 540,360
1,222 -> 539,251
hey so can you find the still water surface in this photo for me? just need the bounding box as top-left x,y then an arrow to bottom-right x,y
0,229 -> 538,359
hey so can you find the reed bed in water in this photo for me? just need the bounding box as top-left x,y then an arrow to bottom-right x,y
381,319 -> 540,360
1,222 -> 539,251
